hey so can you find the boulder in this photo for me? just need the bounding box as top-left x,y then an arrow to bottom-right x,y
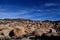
13,27 -> 26,37
34,28 -> 50,36
0,25 -> 6,30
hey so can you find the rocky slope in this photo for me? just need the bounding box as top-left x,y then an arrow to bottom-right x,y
0,19 -> 60,40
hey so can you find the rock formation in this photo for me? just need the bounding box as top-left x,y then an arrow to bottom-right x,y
0,19 -> 59,39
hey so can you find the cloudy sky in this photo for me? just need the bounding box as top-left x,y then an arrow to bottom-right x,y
0,0 -> 60,20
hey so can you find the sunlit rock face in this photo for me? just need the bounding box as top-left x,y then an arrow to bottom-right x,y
13,27 -> 26,37
0,19 -> 60,38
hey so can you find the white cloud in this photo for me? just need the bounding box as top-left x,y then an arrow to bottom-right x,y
0,8 -> 34,19
44,3 -> 57,6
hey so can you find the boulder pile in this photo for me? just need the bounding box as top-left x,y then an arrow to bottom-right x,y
0,19 -> 60,38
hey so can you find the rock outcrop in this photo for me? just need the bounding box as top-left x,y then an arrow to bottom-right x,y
0,19 -> 60,38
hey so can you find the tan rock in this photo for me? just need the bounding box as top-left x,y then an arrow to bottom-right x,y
50,28 -> 58,36
0,25 -> 6,30
43,22 -> 53,28
0,31 -> 3,35
25,27 -> 35,34
35,28 -> 50,36
13,27 -> 26,37
2,29 -> 11,37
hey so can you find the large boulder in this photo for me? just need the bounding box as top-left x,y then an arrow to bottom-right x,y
0,25 -> 6,30
2,29 -> 11,37
13,27 -> 26,37
34,28 -> 50,36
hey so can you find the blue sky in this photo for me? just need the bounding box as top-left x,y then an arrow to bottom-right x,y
0,0 -> 60,20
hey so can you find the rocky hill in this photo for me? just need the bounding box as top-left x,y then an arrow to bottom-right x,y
0,19 -> 60,40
